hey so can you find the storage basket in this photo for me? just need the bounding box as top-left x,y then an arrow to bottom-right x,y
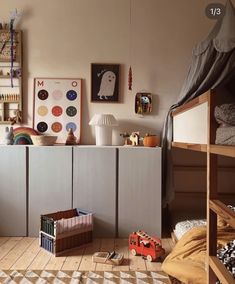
40,208 -> 93,256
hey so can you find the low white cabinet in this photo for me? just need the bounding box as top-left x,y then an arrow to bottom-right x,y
118,147 -> 161,237
0,146 -> 27,236
73,147 -> 117,237
0,146 -> 161,237
28,146 -> 72,236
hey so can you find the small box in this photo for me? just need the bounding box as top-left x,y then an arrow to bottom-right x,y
40,208 -> 93,256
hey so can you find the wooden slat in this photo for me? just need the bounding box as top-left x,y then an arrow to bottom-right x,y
0,237 -> 10,247
0,238 -> 34,269
27,247 -> 52,270
78,238 -> 101,271
171,92 -> 209,116
172,142 -> 207,152
0,237 -> 22,262
11,238 -> 41,270
210,145 -> 235,158
209,256 -> 235,284
61,247 -> 85,270
0,237 -> 175,272
209,199 -> 235,229
45,255 -> 66,270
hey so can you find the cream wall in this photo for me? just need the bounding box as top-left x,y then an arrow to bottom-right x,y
0,0 -> 229,144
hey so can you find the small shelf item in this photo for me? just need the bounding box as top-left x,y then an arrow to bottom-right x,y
92,251 -> 124,265
129,230 -> 165,262
0,29 -> 22,124
135,93 -> 152,115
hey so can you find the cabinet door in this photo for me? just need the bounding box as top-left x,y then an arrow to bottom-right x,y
0,146 -> 26,236
118,147 -> 161,237
28,146 -> 72,236
73,147 -> 116,237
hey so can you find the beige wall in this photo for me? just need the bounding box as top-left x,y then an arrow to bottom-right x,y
0,0 -> 229,144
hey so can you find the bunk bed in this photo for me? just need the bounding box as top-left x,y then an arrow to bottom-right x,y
162,90 -> 235,284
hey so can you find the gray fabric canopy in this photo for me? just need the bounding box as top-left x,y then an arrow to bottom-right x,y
162,0 -> 235,206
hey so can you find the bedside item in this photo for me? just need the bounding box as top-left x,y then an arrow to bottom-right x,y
120,132 -> 132,145
65,128 -> 77,145
135,93 -> 152,115
3,126 -> 14,145
143,134 -> 160,147
31,135 -> 57,146
92,251 -> 124,265
129,131 -> 140,146
129,230 -> 165,262
13,126 -> 38,145
89,114 -> 118,145
40,208 -> 93,256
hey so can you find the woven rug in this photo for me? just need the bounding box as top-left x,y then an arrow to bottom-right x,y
0,270 -> 176,283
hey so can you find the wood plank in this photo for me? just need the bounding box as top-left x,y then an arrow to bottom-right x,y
96,239 -> 115,271
209,256 -> 235,284
172,142 -> 207,152
0,237 -> 10,247
0,237 -> 22,261
61,247 -> 85,270
0,238 -> 34,269
112,238 -> 129,271
28,248 -> 52,270
45,255 -> 66,270
171,92 -> 209,116
210,145 -> 235,158
209,199 -> 235,229
11,238 -> 40,270
78,238 -> 101,271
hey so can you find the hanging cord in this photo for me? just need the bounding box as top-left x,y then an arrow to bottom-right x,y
128,0 -> 132,91
10,19 -> 14,88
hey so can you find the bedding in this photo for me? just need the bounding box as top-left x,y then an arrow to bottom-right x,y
215,125 -> 235,145
174,219 -> 206,241
162,226 -> 235,284
214,103 -> 235,145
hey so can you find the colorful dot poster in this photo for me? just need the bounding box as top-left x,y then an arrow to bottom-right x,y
33,78 -> 82,144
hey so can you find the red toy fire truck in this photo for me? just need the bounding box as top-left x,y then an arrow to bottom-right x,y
129,230 -> 165,262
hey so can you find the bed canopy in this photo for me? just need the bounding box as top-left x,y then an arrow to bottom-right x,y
162,0 -> 235,205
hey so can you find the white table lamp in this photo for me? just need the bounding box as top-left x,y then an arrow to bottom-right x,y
89,114 -> 118,146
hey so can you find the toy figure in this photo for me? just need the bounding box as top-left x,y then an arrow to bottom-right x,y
129,132 -> 140,146
129,230 -> 165,262
65,128 -> 77,145
4,126 -> 14,145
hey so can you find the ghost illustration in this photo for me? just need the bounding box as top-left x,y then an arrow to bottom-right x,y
97,71 -> 116,100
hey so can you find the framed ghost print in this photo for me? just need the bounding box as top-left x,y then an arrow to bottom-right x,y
91,63 -> 120,102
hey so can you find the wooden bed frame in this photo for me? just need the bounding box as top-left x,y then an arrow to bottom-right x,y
171,89 -> 235,284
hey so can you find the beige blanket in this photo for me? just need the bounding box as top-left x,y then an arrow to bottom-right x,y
162,226 -> 235,284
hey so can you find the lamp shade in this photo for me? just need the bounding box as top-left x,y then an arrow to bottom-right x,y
89,114 -> 118,126
89,114 -> 118,145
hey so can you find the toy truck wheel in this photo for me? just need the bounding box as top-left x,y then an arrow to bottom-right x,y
146,255 -> 153,262
131,249 -> 137,256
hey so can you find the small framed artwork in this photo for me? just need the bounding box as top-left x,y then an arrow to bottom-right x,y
33,78 -> 82,143
91,63 -> 120,102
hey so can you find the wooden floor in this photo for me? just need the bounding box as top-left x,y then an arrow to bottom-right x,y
0,237 -> 174,271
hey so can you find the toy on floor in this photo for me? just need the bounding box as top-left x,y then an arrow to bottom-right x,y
92,251 -> 124,265
129,230 -> 165,262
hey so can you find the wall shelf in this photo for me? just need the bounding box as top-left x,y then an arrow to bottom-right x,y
0,29 -> 22,124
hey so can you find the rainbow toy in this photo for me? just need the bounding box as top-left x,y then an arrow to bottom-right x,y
13,127 -> 38,145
